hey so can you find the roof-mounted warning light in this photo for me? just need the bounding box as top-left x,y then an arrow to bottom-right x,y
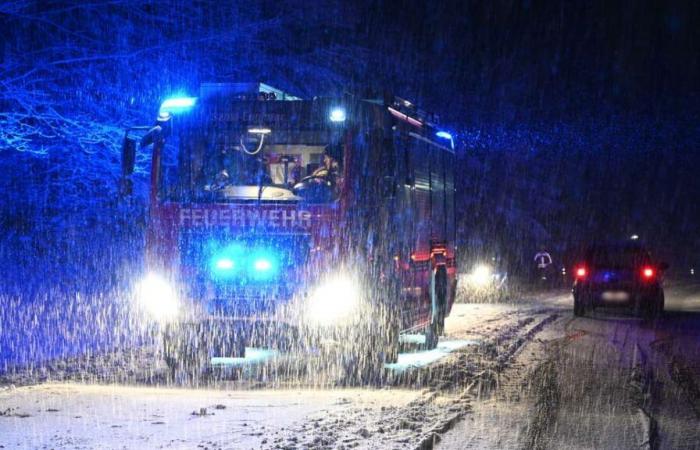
159,96 -> 197,114
436,130 -> 455,150
436,131 -> 452,140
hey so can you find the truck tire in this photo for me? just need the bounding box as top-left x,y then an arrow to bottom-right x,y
374,312 -> 400,365
163,323 -> 208,381
341,305 -> 400,384
208,322 -> 247,359
344,332 -> 398,385
424,266 -> 448,350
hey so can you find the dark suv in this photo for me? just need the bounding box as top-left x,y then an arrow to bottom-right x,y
572,242 -> 666,318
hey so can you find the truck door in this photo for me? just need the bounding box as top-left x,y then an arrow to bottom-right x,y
392,132 -> 434,329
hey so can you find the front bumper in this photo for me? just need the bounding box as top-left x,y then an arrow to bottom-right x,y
136,270 -> 380,335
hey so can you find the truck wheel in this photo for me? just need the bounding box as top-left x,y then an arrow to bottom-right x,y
342,315 -> 399,384
424,266 -> 448,350
163,323 -> 208,382
345,337 -> 396,385
208,323 -> 247,359
377,320 -> 400,365
234,338 -> 246,358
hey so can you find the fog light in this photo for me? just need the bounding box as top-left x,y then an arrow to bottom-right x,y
136,273 -> 179,322
469,264 -> 492,286
307,275 -> 361,324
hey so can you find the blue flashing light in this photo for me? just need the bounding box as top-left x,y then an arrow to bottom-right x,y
210,244 -> 280,282
253,258 -> 273,272
436,130 -> 455,150
329,107 -> 346,122
249,250 -> 279,280
210,243 -> 244,279
215,258 -> 235,270
159,96 -> 197,114
436,131 -> 452,140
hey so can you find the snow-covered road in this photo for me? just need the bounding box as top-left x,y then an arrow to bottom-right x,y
438,283 -> 700,450
1,285 -> 699,449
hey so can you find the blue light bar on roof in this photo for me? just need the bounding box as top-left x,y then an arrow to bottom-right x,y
159,96 -> 197,114
436,131 -> 452,140
436,130 -> 455,150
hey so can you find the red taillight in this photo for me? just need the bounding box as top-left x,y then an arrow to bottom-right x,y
575,267 -> 587,278
642,267 -> 655,279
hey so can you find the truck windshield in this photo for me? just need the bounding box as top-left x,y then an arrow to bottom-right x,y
162,129 -> 344,203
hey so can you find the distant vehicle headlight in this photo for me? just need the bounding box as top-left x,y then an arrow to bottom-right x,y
306,274 -> 361,325
468,264 -> 493,286
136,273 -> 179,322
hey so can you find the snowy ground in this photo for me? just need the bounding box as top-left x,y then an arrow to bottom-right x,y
1,285 -> 699,449
438,283 -> 700,450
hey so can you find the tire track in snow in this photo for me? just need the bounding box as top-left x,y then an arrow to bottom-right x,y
631,342 -> 660,450
645,334 -> 700,448
407,312 -> 561,449
668,356 -> 700,418
523,355 -> 560,450
289,311 -> 565,450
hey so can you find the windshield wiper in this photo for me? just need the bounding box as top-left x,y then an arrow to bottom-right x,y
257,157 -> 265,203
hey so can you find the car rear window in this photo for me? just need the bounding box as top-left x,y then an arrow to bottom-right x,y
586,246 -> 651,268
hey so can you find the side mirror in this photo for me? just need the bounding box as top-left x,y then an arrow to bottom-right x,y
381,175 -> 396,198
120,134 -> 137,196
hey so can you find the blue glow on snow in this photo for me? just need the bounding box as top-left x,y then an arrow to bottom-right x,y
385,337 -> 479,372
207,339 -> 478,371
210,348 -> 279,366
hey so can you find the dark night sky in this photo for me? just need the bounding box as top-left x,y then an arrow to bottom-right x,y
1,0 -> 699,270
351,0 -> 700,267
351,0 -> 700,119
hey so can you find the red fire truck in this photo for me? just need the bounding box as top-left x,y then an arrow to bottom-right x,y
121,82 -> 457,377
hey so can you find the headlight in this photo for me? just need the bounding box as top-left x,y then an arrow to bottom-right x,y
136,273 -> 179,322
306,275 -> 361,325
468,264 -> 493,286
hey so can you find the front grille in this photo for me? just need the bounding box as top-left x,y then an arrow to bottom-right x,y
179,229 -> 312,315
178,229 -> 311,284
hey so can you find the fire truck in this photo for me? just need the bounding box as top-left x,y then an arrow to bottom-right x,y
121,82 -> 457,377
